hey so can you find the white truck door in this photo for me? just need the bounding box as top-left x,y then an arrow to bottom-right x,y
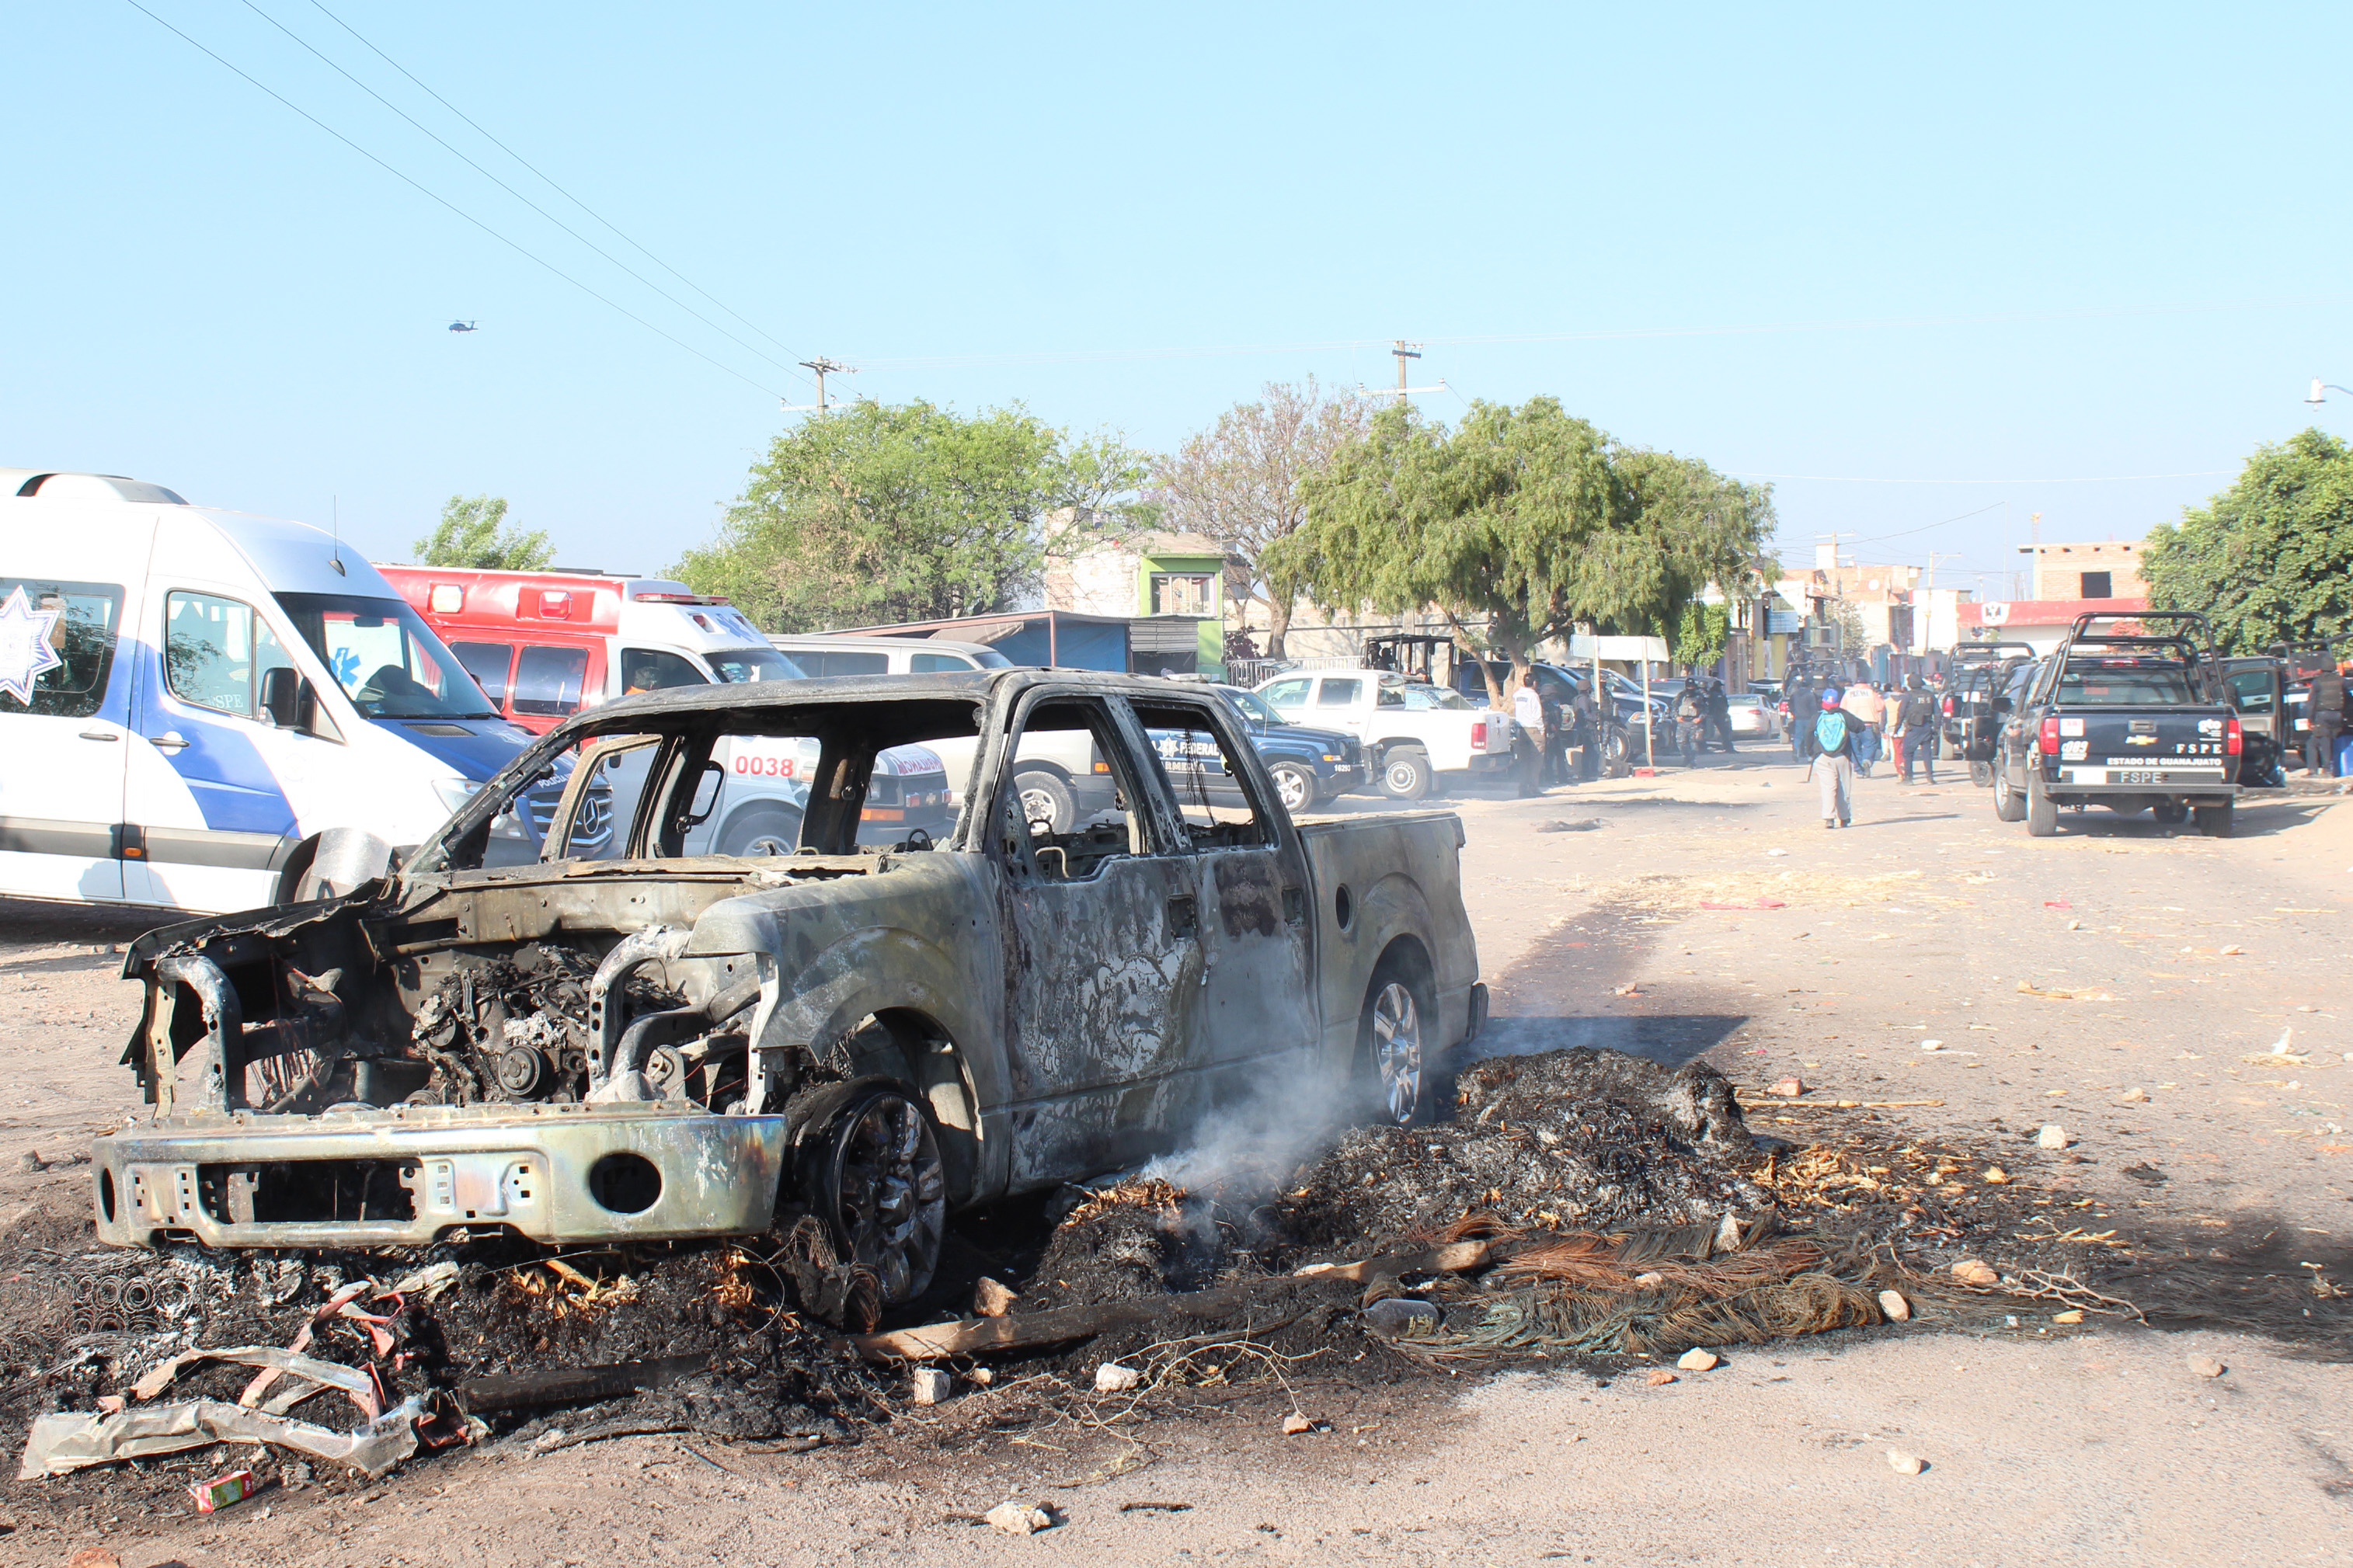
0,523 -> 153,903
1309,675 -> 1370,735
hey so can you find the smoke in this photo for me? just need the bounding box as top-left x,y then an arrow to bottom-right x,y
1136,1047 -> 1359,1201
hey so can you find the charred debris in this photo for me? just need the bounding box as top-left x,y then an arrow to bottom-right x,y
2,1045 -> 2165,1506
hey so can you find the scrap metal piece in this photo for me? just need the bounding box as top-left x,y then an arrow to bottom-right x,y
19,1393 -> 426,1479
154,954 -> 242,1114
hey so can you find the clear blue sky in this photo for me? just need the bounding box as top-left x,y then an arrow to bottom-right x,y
8,2 -> 2348,603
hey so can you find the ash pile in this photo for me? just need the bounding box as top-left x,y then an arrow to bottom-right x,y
877,1048 -> 1920,1372
0,1047 -> 2002,1506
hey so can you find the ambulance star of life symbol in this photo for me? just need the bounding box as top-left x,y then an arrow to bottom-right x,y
0,586 -> 64,705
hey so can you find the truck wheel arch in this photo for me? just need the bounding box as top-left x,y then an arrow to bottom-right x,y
823,1008 -> 985,1207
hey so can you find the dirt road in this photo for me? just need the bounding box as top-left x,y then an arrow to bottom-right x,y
3,749 -> 2348,1566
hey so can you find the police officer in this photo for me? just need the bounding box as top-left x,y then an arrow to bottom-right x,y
2310,659 -> 2349,777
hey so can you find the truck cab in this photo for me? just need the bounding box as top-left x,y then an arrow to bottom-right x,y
381,568 -> 951,850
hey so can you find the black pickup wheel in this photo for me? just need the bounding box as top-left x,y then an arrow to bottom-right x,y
2026,769 -> 2060,836
2193,801 -> 2235,838
1993,753 -> 2026,822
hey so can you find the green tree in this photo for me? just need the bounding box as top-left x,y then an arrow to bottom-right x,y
1674,600 -> 1729,668
1269,398 -> 1773,704
2142,428 -> 2353,652
412,494 -> 554,571
675,401 -> 1150,631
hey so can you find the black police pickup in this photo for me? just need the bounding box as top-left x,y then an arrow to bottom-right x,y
1992,611 -> 2241,837
1154,682 -> 1365,813
1939,640 -> 2038,784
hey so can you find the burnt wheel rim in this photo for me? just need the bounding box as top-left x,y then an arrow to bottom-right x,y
823,1092 -> 946,1304
1372,981 -> 1422,1124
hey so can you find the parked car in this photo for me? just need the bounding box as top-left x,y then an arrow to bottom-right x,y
1205,683 -> 1365,811
1992,613 -> 2240,836
1725,693 -> 1780,739
768,633 -> 1011,676
91,669 -> 1486,1311
1257,669 -> 1515,799
1,468 -> 559,915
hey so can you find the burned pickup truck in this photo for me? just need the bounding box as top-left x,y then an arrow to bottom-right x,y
91,669 -> 1485,1305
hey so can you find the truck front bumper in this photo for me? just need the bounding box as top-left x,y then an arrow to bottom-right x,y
91,1101 -> 788,1250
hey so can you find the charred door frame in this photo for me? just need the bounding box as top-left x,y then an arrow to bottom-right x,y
984,687 -> 1208,1187
1124,692 -> 1318,1079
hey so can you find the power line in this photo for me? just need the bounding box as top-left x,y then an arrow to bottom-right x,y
299,0 -> 809,377
1770,500 -> 2007,552
235,0 -> 813,391
120,0 -> 785,398
1738,470 -> 2229,485
843,296 -> 2353,374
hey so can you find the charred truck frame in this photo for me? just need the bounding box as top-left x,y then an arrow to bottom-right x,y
91,670 -> 1484,1304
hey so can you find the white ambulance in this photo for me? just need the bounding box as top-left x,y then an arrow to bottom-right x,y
0,470 -> 571,915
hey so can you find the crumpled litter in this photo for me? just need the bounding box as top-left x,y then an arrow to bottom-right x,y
19,1394 -> 426,1479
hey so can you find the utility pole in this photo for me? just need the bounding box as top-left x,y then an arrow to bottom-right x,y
1922,551 -> 1962,655
782,356 -> 857,414
1360,340 -> 1447,404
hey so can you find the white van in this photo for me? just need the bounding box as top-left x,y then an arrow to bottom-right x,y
767,633 -> 1010,676
0,470 -> 569,915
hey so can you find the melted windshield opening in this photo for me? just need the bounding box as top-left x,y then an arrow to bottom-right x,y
276,593 -> 499,719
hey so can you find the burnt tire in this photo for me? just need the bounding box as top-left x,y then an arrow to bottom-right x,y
1993,755 -> 2027,822
1356,958 -> 1446,1127
796,1082 -> 947,1307
2194,801 -> 2235,838
1377,747 -> 1435,801
1013,770 -> 1074,836
2026,769 -> 2059,837
717,803 -> 804,857
1268,760 -> 1317,815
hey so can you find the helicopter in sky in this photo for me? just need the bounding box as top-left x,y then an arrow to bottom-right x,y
447,320 -> 479,332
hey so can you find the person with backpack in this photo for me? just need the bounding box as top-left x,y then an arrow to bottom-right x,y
1810,686 -> 1860,827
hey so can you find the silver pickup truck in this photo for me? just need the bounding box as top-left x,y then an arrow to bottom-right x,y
91,669 -> 1485,1305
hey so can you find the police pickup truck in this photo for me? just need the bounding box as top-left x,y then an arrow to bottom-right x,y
1991,611 -> 2241,837
1937,640 -> 2038,784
